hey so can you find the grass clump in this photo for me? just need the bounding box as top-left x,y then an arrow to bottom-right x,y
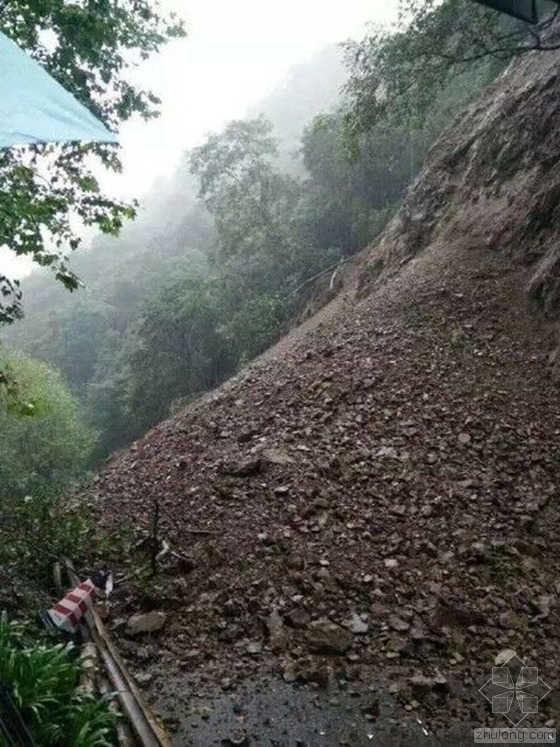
0,613 -> 119,746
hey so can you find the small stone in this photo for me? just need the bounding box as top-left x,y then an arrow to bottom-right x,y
409,675 -> 434,695
223,599 -> 243,618
494,648 -> 516,667
376,446 -> 399,459
245,640 -> 262,655
261,448 -> 294,466
534,595 -> 552,619
498,611 -> 526,630
362,698 -> 379,720
267,608 -> 287,652
458,432 -> 471,445
521,556 -> 538,573
345,612 -> 369,635
220,457 -> 262,477
135,672 -> 153,685
388,615 -> 410,632
283,663 -> 297,683
237,427 -> 258,444
384,559 -> 398,569
127,611 -> 167,636
285,607 -> 311,629
308,665 -> 332,689
224,729 -> 248,745
289,556 -> 306,571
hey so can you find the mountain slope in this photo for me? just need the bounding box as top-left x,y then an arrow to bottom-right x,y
85,45 -> 560,744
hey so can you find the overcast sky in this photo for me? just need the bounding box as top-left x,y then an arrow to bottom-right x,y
1,0 -> 398,278
113,0 -> 398,198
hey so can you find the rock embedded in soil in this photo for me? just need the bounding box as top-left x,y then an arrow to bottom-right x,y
388,615 -> 410,633
344,612 -> 369,634
134,671 -> 154,685
306,619 -> 353,654
266,608 -> 288,652
284,607 -> 311,629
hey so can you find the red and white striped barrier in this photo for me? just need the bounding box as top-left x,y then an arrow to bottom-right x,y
46,579 -> 97,634
42,571 -> 112,635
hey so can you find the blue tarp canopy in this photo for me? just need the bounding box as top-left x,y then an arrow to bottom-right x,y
0,30 -> 117,149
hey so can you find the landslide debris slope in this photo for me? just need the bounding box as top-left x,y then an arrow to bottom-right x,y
88,46 -> 560,741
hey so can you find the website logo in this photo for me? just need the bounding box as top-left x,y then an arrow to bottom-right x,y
479,652 -> 552,727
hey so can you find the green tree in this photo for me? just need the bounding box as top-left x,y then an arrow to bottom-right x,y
189,117 -> 311,356
119,273 -> 236,438
301,111 -> 425,252
0,348 -> 96,501
190,116 -> 302,266
0,1 -> 185,324
342,0 -> 536,143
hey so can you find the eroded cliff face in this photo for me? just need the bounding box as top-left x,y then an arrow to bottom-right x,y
362,44 -> 560,324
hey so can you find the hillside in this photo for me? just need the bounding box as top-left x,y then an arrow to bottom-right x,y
85,41 -> 560,746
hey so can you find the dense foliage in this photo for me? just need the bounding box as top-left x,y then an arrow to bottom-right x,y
0,614 -> 119,746
0,348 -> 95,502
0,348 -> 95,582
0,347 -> 94,568
0,0 -> 184,324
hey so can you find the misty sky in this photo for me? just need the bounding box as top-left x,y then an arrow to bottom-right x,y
114,0 -> 398,198
1,0 -> 398,278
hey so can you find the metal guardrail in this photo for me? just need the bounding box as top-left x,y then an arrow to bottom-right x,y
65,560 -> 171,747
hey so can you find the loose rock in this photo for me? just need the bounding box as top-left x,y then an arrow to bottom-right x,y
127,611 -> 167,636
306,619 -> 353,654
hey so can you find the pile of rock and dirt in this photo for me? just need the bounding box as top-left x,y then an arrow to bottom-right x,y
84,44 -> 560,746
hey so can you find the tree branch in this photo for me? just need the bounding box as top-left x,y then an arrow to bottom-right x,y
437,5 -> 560,64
